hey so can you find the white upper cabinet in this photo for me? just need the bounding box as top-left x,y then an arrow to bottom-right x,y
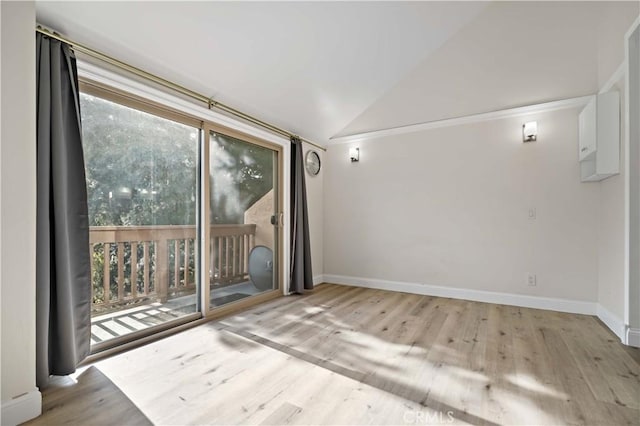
578,98 -> 597,161
578,92 -> 620,182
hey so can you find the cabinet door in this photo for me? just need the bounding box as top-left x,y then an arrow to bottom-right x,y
579,98 -> 597,161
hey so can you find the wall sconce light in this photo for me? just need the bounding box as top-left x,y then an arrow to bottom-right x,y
523,121 -> 537,142
349,147 -> 360,162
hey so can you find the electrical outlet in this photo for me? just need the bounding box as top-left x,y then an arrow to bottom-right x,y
526,273 -> 537,286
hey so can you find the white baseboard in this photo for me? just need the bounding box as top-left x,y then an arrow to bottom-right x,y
1,389 -> 41,426
626,327 -> 640,348
323,274 -> 597,315
596,304 -> 626,342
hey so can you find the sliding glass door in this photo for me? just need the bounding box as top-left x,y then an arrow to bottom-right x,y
80,81 -> 284,352
207,130 -> 281,308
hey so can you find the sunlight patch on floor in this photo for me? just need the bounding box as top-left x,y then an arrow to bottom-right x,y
303,306 -> 326,315
504,373 -> 568,399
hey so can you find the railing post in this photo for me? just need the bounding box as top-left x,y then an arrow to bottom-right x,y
217,237 -> 222,281
174,240 -> 180,289
184,239 -> 190,287
156,239 -> 169,303
143,242 -> 150,296
131,242 -> 138,299
117,242 -> 125,301
103,242 -> 111,303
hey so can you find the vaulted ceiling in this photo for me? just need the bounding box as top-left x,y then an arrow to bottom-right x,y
36,1 -> 638,147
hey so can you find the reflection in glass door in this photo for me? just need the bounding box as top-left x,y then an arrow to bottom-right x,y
80,89 -> 201,351
208,130 -> 280,308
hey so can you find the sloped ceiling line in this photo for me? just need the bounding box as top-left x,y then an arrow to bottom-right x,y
35,1 -> 489,145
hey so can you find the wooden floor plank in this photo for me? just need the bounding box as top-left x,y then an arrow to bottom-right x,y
27,284 -> 640,426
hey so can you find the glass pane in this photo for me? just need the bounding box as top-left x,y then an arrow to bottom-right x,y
80,92 -> 199,348
209,131 -> 278,308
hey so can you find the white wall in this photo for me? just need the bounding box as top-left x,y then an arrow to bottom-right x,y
596,2 -> 639,89
0,1 -> 41,424
324,108 -> 601,305
302,143 -> 324,283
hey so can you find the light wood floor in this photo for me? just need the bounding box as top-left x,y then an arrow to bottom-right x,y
26,284 -> 640,425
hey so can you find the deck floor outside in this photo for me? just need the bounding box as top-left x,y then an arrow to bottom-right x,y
90,281 -> 260,345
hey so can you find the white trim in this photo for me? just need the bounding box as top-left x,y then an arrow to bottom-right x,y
599,62 -> 625,94
626,327 -> 640,348
313,274 -> 325,286
624,36 -> 630,327
324,274 -> 597,315
329,95 -> 593,144
0,390 -> 41,426
625,15 -> 640,46
596,304 -> 626,342
623,14 -> 640,335
77,60 -> 292,300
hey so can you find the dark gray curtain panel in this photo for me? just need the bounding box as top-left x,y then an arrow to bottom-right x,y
290,137 -> 313,293
36,33 -> 91,388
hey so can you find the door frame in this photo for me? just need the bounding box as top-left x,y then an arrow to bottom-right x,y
624,16 -> 640,347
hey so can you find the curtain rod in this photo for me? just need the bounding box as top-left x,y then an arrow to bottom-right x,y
36,26 -> 327,152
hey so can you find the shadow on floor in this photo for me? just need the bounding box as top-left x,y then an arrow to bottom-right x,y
24,366 -> 152,426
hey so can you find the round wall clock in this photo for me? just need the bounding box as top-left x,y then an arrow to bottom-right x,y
305,150 -> 321,176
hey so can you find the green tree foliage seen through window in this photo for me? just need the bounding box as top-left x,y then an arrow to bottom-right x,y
210,132 -> 274,224
80,92 -> 198,226
80,93 -> 275,227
